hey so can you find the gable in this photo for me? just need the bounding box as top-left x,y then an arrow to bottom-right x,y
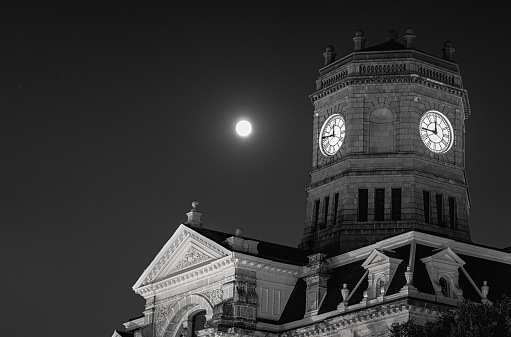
132,224 -> 232,290
421,247 -> 466,268
362,249 -> 396,268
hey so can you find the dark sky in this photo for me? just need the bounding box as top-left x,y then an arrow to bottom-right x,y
1,2 -> 509,336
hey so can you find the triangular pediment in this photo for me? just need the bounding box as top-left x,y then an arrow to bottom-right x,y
421,247 -> 466,267
361,249 -> 400,268
132,224 -> 232,290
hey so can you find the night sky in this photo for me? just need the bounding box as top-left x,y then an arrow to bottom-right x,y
2,3 -> 510,337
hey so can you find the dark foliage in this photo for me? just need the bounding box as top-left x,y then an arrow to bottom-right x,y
388,295 -> 511,337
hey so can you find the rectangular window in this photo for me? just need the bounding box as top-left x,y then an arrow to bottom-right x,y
333,193 -> 339,225
423,191 -> 430,223
313,199 -> 320,229
436,194 -> 443,226
391,188 -> 402,221
322,196 -> 329,229
374,188 -> 385,221
449,197 -> 457,229
358,189 -> 368,222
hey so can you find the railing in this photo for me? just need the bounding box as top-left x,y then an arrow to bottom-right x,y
359,63 -> 405,74
320,69 -> 348,88
418,66 -> 455,85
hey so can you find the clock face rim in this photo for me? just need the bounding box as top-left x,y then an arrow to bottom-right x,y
319,114 -> 345,157
419,110 -> 454,154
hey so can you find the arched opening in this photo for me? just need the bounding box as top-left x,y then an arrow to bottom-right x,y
191,310 -> 206,337
173,309 -> 207,337
375,278 -> 385,297
160,294 -> 213,337
369,108 -> 394,153
439,277 -> 451,297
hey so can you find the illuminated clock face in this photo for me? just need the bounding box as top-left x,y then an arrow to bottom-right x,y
419,111 -> 454,153
319,114 -> 345,156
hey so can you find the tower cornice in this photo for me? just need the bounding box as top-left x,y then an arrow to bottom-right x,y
310,74 -> 470,119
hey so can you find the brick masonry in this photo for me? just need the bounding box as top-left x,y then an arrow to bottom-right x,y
301,54 -> 470,256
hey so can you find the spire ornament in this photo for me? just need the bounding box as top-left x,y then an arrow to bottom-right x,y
185,200 -> 203,228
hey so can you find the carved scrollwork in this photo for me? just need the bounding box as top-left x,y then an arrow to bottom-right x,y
172,246 -> 211,272
203,288 -> 224,305
155,304 -> 170,332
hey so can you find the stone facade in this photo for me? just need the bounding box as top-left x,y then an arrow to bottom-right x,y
300,29 -> 471,256
113,29 -> 511,337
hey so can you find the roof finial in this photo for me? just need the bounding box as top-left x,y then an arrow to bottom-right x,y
442,40 -> 455,62
323,45 -> 336,66
185,201 -> 203,228
403,27 -> 416,49
353,29 -> 366,51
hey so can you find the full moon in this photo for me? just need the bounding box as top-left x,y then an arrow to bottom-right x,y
236,120 -> 252,137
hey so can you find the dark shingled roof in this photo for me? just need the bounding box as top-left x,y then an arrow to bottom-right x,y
363,40 -> 406,52
318,244 -> 411,315
385,245 -> 410,296
190,226 -> 310,265
409,243 -> 511,302
318,259 -> 367,314
458,253 -> 511,302
192,225 -> 511,319
412,244 -> 437,295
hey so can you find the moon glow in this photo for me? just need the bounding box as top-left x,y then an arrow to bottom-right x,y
236,120 -> 252,136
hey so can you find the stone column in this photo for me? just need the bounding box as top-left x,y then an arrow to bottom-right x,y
301,253 -> 330,317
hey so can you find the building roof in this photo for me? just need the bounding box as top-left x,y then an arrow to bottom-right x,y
459,252 -> 511,302
191,226 -> 310,265
318,259 -> 367,314
281,232 -> 511,320
363,40 -> 406,52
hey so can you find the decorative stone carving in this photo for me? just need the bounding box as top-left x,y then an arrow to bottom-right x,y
341,283 -> 349,302
203,288 -> 224,305
420,247 -> 465,300
481,281 -> 491,304
338,283 -> 350,311
172,246 -> 211,272
400,266 -> 418,295
213,299 -> 234,318
361,249 -> 403,301
155,304 -> 170,332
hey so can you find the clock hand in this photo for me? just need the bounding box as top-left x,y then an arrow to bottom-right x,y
434,119 -> 437,134
421,127 -> 435,133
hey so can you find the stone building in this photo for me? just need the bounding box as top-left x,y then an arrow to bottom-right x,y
112,29 -> 511,337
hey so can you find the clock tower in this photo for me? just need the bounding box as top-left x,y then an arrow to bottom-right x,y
299,29 -> 472,256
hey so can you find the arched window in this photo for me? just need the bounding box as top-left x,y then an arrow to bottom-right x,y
439,277 -> 451,297
369,108 -> 394,153
375,278 -> 385,297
